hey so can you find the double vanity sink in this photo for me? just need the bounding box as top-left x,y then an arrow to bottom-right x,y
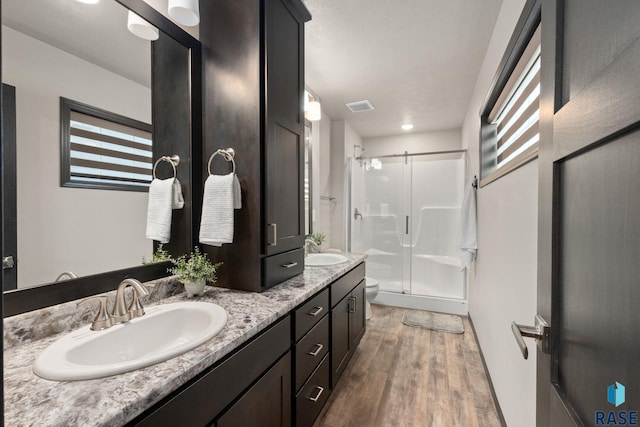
4,252 -> 365,427
33,302 -> 228,381
32,253 -> 348,382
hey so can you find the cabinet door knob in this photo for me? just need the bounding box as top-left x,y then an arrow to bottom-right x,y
308,386 -> 325,403
308,343 -> 324,357
308,306 -> 323,317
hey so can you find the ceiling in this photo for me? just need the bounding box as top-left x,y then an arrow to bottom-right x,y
303,0 -> 503,138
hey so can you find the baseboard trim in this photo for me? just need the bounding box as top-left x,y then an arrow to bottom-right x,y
468,315 -> 508,427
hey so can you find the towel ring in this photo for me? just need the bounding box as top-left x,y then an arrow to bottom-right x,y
153,155 -> 180,179
207,148 -> 236,176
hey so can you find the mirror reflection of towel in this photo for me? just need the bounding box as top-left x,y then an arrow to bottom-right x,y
457,180 -> 477,270
146,178 -> 175,243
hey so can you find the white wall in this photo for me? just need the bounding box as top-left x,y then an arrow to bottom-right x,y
317,111 -> 334,248
460,1 -> 538,426
3,27 -> 152,287
329,120 -> 362,251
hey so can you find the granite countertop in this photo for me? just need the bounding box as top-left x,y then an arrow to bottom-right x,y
3,253 -> 365,427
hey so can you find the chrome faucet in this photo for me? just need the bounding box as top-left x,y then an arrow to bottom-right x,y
79,278 -> 149,330
55,271 -> 78,282
111,278 -> 149,324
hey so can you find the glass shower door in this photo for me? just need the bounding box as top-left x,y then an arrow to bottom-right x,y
408,155 -> 465,299
350,153 -> 466,301
350,157 -> 408,294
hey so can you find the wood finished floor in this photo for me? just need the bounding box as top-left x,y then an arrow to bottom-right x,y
313,304 -> 502,427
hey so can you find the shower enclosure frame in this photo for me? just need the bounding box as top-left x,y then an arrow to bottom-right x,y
348,148 -> 469,315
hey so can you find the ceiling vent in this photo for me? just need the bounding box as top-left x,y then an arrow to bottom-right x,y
346,100 -> 375,113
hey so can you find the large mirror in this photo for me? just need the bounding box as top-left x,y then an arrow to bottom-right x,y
2,0 -> 201,313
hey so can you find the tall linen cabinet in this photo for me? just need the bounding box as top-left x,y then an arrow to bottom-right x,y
200,0 -> 311,291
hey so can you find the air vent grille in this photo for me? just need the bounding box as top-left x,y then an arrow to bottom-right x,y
346,100 -> 375,113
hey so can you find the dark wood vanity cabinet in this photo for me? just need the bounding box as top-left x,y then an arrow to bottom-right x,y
129,317 -> 291,427
293,289 -> 331,427
129,262 -> 366,427
331,264 -> 366,387
200,0 -> 311,292
216,352 -> 291,427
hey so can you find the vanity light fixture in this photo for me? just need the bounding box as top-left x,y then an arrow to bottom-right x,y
127,11 -> 159,41
75,0 -> 100,4
307,100 -> 322,121
305,90 -> 322,122
401,123 -> 414,131
168,0 -> 200,27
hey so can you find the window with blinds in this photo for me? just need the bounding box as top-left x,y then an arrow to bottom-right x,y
480,16 -> 541,185
61,98 -> 153,191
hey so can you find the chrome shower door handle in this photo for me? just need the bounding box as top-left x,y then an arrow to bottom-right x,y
511,315 -> 550,360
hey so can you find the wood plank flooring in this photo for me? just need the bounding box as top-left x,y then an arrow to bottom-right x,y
313,304 -> 502,427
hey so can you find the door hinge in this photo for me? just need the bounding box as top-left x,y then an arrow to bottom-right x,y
511,314 -> 550,360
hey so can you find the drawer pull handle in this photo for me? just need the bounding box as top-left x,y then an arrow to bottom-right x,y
348,297 -> 356,313
308,343 -> 324,356
282,262 -> 298,269
309,386 -> 325,403
308,306 -> 324,317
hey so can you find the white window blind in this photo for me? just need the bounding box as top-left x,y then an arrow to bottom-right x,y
62,102 -> 153,191
484,24 -> 541,178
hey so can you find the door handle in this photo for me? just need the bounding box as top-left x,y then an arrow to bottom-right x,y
348,296 -> 356,313
511,315 -> 550,360
267,223 -> 277,246
405,216 -> 409,234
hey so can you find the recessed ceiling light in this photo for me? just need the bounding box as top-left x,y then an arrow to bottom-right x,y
401,123 -> 414,131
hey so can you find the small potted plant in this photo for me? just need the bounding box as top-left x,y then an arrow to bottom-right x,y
169,247 -> 222,297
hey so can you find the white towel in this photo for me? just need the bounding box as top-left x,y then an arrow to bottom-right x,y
457,179 -> 477,270
146,178 -> 175,243
199,173 -> 241,246
172,178 -> 184,209
233,174 -> 242,209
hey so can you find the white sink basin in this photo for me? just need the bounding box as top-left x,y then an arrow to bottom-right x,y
33,301 -> 227,381
305,253 -> 349,266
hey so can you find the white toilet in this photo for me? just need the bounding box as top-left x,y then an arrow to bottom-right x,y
364,277 -> 379,320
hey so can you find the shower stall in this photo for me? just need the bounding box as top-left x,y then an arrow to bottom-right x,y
348,150 -> 468,315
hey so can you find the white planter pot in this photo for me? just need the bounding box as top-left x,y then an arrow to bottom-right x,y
184,280 -> 206,298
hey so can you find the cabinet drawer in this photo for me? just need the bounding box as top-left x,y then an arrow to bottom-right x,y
295,314 -> 329,392
262,248 -> 304,291
132,316 -> 291,427
294,288 -> 329,341
330,262 -> 365,307
296,354 -> 331,427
